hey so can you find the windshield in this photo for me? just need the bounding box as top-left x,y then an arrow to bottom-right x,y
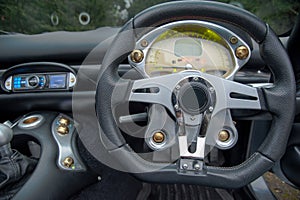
0,0 -> 299,35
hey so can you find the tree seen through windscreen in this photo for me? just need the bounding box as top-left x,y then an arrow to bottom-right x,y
0,0 -> 299,35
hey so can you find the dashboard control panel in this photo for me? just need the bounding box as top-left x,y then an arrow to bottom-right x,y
51,114 -> 85,171
4,72 -> 76,92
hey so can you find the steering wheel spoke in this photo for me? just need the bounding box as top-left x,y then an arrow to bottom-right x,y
202,75 -> 263,114
129,73 -> 187,116
225,81 -> 261,110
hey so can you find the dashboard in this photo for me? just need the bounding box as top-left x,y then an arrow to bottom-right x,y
0,22 -> 272,123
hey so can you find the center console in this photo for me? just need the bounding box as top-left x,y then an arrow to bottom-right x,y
6,111 -> 97,200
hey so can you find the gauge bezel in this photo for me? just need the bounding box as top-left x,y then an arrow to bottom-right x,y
128,20 -> 251,80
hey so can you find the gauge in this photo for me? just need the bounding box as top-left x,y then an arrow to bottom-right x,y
144,24 -> 235,77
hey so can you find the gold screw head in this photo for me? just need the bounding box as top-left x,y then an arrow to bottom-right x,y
235,46 -> 249,59
62,157 -> 74,168
218,130 -> 230,142
70,77 -> 75,83
152,132 -> 165,143
141,39 -> 148,47
59,118 -> 70,126
130,50 -> 144,63
57,125 -> 69,135
230,36 -> 238,44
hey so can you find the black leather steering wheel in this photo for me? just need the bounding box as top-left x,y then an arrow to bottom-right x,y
95,1 -> 295,188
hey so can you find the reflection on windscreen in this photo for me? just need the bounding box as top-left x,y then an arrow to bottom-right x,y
0,0 -> 299,34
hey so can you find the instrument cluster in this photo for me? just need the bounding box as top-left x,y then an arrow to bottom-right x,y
129,20 -> 251,80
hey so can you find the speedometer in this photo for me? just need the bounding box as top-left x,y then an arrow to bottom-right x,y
145,25 -> 235,77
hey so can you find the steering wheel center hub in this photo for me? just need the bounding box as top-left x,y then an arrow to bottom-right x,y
178,82 -> 211,115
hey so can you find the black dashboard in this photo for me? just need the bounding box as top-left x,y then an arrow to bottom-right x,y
0,25 -> 273,123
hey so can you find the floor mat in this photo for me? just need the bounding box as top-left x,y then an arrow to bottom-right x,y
70,170 -> 142,200
71,173 -> 237,200
137,183 -> 235,200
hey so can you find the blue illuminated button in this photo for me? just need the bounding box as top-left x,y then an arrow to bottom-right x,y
39,76 -> 45,87
13,77 -> 23,89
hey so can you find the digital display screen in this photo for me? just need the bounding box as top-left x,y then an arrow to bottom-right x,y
174,38 -> 202,57
49,74 -> 66,89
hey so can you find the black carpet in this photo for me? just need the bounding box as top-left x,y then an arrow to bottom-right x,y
73,140 -> 238,200
70,169 -> 142,200
71,171 -> 236,200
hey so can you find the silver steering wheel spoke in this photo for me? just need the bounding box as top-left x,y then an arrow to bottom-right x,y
196,71 -> 262,115
129,73 -> 189,117
222,80 -> 261,110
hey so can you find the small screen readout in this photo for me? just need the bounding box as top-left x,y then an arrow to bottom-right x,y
174,38 -> 202,57
49,74 -> 66,89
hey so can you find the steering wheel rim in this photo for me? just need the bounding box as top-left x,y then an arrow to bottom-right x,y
95,1 -> 295,188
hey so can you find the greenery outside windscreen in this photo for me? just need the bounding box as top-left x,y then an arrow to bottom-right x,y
0,0 -> 299,35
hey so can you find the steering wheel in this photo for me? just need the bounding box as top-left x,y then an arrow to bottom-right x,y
95,1 -> 295,188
